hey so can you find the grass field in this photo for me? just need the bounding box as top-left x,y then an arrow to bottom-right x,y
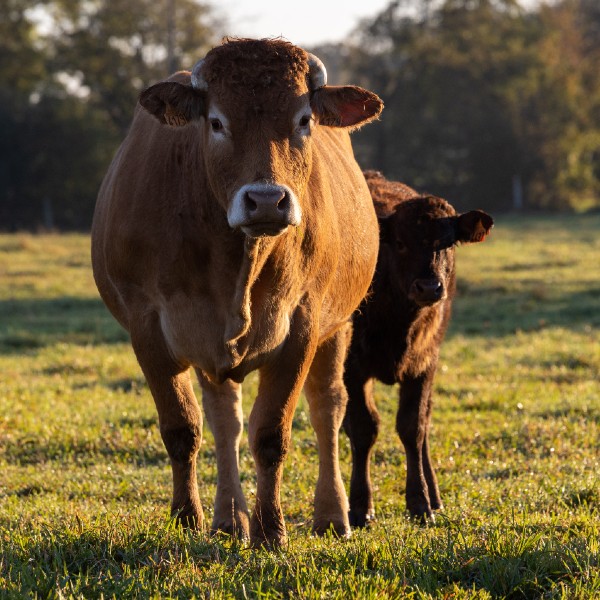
0,215 -> 599,599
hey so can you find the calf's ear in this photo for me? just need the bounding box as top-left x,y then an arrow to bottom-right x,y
139,82 -> 205,127
311,86 -> 383,130
456,210 -> 494,243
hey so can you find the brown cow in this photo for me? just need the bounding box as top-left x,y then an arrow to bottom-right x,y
91,38 -> 383,546
343,170 -> 493,525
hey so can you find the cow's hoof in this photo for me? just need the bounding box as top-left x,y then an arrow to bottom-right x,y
210,514 -> 250,541
172,505 -> 204,530
249,515 -> 287,549
249,531 -> 287,549
312,519 -> 351,539
348,509 -> 376,528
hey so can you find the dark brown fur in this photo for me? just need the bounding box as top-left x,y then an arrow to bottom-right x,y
343,170 -> 493,524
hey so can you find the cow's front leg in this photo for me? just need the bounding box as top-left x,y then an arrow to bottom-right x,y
197,371 -> 250,539
131,314 -> 203,528
305,324 -> 352,537
248,304 -> 318,547
396,372 -> 434,521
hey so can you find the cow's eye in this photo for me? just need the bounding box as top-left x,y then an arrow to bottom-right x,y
396,239 -> 407,252
297,114 -> 312,133
210,118 -> 224,133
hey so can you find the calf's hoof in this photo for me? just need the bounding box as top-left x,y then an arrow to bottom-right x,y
407,504 -> 435,525
429,499 -> 444,511
348,509 -> 376,528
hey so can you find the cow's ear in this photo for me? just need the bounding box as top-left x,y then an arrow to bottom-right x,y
139,82 -> 205,127
455,210 -> 494,244
311,86 -> 383,130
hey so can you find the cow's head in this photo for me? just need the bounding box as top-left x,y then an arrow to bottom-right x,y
139,38 -> 383,238
379,197 -> 493,307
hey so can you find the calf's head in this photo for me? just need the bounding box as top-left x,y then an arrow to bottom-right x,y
139,38 -> 383,238
380,197 -> 493,307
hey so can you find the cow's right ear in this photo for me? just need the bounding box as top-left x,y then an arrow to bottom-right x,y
139,82 -> 205,127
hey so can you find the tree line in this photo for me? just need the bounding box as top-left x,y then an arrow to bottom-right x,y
1,0 -> 599,230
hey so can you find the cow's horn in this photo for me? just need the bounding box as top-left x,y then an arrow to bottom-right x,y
191,59 -> 208,90
307,53 -> 327,89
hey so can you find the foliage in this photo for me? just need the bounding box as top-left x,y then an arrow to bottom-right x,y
0,0 -> 219,231
342,0 -> 600,212
48,0 -> 219,134
1,218 -> 599,596
1,0 -> 600,229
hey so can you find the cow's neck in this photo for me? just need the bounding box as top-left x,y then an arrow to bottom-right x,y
223,236 -> 274,366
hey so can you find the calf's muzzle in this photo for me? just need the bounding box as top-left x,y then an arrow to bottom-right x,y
409,278 -> 445,306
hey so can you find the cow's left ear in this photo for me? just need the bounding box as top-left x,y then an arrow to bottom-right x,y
455,210 -> 494,243
139,82 -> 205,127
310,86 -> 383,130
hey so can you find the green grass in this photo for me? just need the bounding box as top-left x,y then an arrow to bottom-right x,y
0,216 -> 599,599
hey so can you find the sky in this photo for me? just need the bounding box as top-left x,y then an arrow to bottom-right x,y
217,0 -> 398,47
216,0 -> 541,48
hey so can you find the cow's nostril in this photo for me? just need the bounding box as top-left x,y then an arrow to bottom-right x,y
246,189 -> 286,208
245,194 -> 258,212
277,193 -> 290,212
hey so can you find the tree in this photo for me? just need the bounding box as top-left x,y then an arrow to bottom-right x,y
0,0 -> 220,230
346,0 -> 600,212
48,0 -> 219,134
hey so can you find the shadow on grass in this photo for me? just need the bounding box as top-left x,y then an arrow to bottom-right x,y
1,436 -> 167,467
450,283 -> 600,338
0,296 -> 128,353
1,277 -> 599,355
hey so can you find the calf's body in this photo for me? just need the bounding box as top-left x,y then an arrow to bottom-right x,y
343,170 -> 493,524
92,39 -> 382,546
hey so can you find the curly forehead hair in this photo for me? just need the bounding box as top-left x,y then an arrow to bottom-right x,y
201,38 -> 310,92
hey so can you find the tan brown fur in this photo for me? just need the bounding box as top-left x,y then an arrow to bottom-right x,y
92,39 -> 383,547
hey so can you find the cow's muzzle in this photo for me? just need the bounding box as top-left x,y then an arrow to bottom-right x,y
409,278 -> 446,307
228,183 -> 302,237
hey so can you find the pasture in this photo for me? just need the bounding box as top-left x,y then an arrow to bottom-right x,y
0,214 -> 599,598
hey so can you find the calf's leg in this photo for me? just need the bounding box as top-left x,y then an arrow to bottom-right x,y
421,392 -> 442,511
304,325 -> 352,537
197,371 -> 250,539
342,374 -> 379,527
131,313 -> 203,528
396,372 -> 434,520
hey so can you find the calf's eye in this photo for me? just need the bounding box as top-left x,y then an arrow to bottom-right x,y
210,118 -> 223,132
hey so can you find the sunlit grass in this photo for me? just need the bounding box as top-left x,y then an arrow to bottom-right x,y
0,217 -> 599,598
